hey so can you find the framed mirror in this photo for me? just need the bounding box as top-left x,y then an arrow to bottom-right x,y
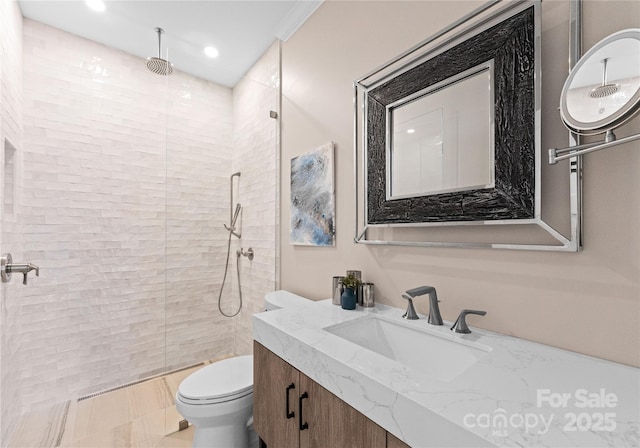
364,3 -> 537,225
353,0 -> 584,251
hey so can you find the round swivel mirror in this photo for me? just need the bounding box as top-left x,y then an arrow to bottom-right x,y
560,28 -> 640,135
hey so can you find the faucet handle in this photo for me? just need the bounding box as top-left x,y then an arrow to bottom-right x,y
401,294 -> 419,320
451,309 -> 486,334
23,263 -> 40,285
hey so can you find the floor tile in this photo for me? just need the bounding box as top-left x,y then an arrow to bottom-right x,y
128,378 -> 173,419
8,401 -> 69,448
72,387 -> 133,442
155,426 -> 194,448
8,356 -> 236,448
162,365 -> 204,400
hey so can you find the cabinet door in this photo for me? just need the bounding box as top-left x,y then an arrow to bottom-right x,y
388,433 -> 412,448
253,341 -> 300,448
299,373 -> 385,448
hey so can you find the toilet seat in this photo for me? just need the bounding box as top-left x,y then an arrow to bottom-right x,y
177,355 -> 253,405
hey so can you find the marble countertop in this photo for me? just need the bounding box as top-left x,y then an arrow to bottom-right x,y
253,291 -> 639,447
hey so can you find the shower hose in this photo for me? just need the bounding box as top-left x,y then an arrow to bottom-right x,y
217,228 -> 243,317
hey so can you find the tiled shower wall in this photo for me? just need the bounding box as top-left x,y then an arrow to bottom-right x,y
1,0 -> 24,443
1,18 -> 278,426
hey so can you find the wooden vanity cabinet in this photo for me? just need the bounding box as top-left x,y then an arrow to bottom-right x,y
254,341 -> 393,448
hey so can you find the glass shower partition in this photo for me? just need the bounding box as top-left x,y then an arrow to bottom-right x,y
2,19 -> 173,444
161,49 -> 236,434
163,40 -> 281,434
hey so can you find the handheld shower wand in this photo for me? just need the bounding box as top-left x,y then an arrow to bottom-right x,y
224,203 -> 241,237
231,203 -> 241,228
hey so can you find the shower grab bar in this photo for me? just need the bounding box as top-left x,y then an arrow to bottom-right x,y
224,172 -> 242,238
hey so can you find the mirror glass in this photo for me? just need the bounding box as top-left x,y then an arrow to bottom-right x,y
388,65 -> 494,199
561,29 -> 640,133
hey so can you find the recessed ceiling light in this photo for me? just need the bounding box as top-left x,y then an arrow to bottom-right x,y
85,0 -> 106,12
204,46 -> 219,58
407,129 -> 415,134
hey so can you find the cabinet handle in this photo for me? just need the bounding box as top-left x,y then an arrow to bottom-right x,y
299,392 -> 309,431
285,383 -> 295,419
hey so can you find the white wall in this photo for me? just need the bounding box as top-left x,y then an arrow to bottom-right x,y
280,0 -> 640,367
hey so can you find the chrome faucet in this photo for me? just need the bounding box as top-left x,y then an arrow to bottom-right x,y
451,309 -> 486,334
404,286 -> 443,325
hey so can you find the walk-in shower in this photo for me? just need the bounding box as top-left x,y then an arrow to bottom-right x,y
1,10 -> 280,442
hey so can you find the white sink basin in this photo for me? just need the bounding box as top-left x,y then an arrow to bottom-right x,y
324,315 -> 491,382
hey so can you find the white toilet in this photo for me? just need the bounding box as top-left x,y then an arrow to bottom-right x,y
175,291 -> 311,447
175,355 -> 256,448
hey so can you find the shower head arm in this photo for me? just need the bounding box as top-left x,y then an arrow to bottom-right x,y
155,27 -> 163,58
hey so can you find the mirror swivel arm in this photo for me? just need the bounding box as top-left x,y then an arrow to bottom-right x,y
451,309 -> 486,334
549,131 -> 640,164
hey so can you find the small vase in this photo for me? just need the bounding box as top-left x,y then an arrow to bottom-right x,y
341,287 -> 357,310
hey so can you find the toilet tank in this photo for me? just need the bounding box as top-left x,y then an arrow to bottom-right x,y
264,290 -> 311,311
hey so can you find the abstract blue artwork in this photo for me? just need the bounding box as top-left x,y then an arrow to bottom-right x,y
290,142 -> 335,246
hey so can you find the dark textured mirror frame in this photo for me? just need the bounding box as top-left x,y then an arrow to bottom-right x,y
366,6 -> 536,225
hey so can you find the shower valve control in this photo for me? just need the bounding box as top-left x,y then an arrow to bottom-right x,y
1,253 -> 40,285
237,247 -> 254,260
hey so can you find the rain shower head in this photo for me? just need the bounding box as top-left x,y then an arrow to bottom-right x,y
146,27 -> 173,76
589,58 -> 618,98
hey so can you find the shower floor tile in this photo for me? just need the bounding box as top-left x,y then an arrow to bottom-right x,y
8,355 -> 232,448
